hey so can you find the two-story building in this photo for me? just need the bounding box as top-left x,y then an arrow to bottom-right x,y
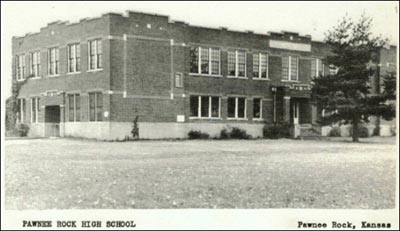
11,11 -> 396,140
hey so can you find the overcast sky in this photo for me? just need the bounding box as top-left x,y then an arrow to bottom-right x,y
1,1 -> 398,99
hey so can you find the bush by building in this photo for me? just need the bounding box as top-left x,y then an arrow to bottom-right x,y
349,124 -> 370,138
188,130 -> 210,139
328,126 -> 341,137
263,122 -> 291,139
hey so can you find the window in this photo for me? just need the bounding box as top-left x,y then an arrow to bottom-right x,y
253,98 -> 262,119
228,50 -> 246,77
253,53 -> 268,79
227,97 -> 247,119
190,47 -> 220,75
16,54 -> 25,81
282,56 -> 298,81
30,97 -> 40,123
68,43 -> 81,73
311,58 -> 324,79
189,95 -> 220,118
30,51 -> 41,77
175,73 -> 183,88
48,47 -> 59,76
329,64 -> 339,75
89,92 -> 102,121
68,94 -> 80,122
88,39 -> 102,70
17,98 -> 25,123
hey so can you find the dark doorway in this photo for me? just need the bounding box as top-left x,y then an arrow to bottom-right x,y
45,106 -> 60,137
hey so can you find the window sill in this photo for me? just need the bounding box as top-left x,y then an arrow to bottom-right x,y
189,117 -> 222,120
227,118 -> 248,121
48,74 -> 61,78
16,78 -> 26,82
226,76 -> 248,79
253,78 -> 270,81
87,69 -> 103,73
189,73 -> 222,78
30,76 -> 41,80
253,118 -> 264,121
281,80 -> 300,83
67,72 -> 81,75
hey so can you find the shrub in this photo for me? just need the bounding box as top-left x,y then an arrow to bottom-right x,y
328,126 -> 341,137
349,124 -> 369,138
15,123 -> 29,137
263,122 -> 291,139
188,130 -> 210,139
373,126 -> 380,136
229,127 -> 251,139
390,126 -> 396,136
219,128 -> 230,139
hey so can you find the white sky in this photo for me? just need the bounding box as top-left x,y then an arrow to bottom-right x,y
1,1 -> 399,99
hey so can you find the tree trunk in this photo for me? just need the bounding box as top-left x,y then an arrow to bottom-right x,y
352,120 -> 359,142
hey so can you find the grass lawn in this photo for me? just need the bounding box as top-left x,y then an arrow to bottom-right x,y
4,137 -> 397,209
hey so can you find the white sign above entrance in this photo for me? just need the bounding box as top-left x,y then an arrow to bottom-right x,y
269,40 -> 311,52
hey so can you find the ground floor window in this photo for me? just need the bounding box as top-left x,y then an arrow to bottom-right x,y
190,95 -> 220,118
89,92 -> 102,121
30,97 -> 40,123
68,94 -> 80,122
253,98 -> 262,119
17,98 -> 26,123
227,97 -> 247,119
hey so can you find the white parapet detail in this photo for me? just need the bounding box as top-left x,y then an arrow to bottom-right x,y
269,40 -> 311,52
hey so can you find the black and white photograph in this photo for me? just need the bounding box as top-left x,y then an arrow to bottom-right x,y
1,1 -> 398,230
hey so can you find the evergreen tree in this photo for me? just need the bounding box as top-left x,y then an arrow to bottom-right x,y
312,14 -> 396,142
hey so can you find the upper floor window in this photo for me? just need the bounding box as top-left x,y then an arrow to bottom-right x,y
311,58 -> 324,79
88,39 -> 102,70
227,97 -> 246,119
48,47 -> 59,76
282,56 -> 298,81
68,94 -> 80,122
16,54 -> 25,81
190,47 -> 220,75
253,53 -> 268,79
30,51 -> 41,77
190,95 -> 220,118
68,43 -> 81,73
30,97 -> 40,123
228,50 -> 246,77
89,92 -> 102,121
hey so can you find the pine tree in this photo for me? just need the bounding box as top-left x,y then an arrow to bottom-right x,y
311,14 -> 396,142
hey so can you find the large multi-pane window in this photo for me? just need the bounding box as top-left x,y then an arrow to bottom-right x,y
89,92 -> 102,121
68,94 -> 80,122
282,56 -> 298,81
30,51 -> 41,77
190,95 -> 220,118
88,39 -> 102,70
190,47 -> 220,75
311,58 -> 324,79
253,53 -> 268,79
253,98 -> 262,119
48,47 -> 59,76
16,54 -> 25,80
30,97 -> 40,123
227,97 -> 247,119
17,98 -> 25,123
228,50 -> 246,77
68,43 -> 81,73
